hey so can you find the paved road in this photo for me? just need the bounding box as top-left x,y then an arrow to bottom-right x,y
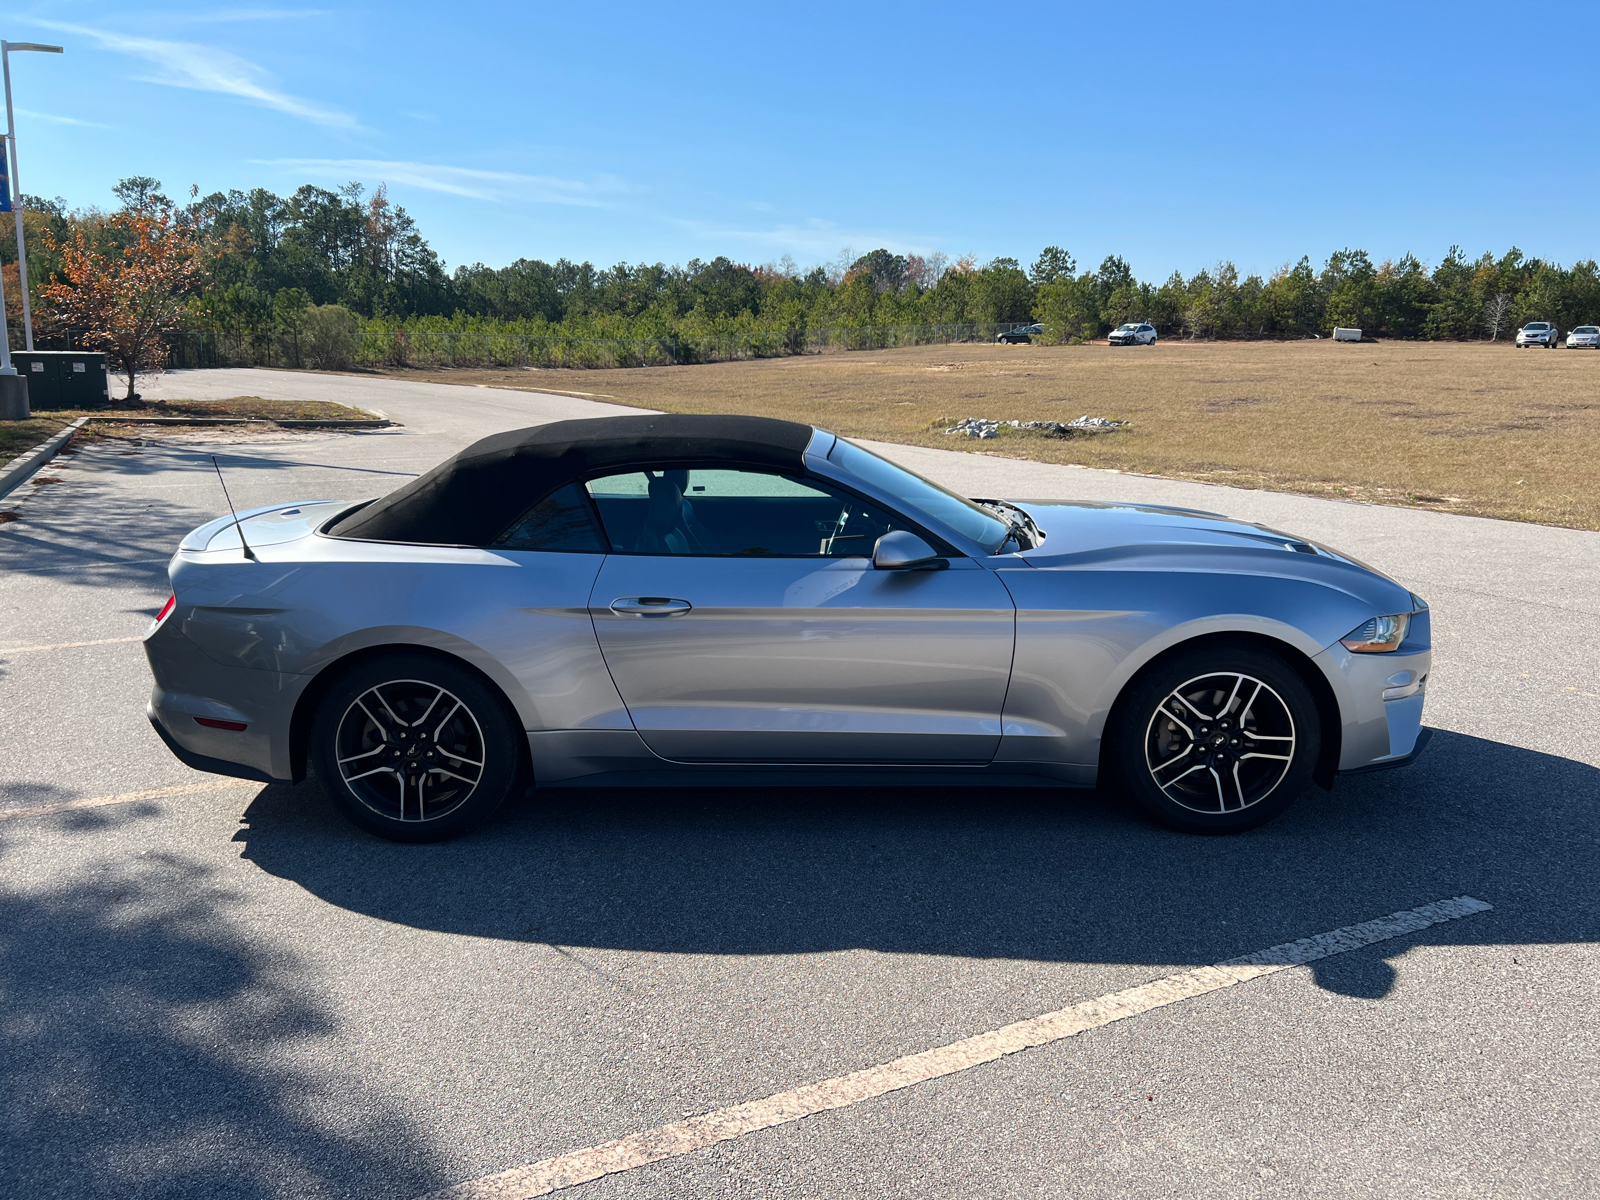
2,368 -> 1596,1198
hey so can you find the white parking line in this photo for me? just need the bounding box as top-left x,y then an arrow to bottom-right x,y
0,779 -> 257,821
0,635 -> 144,655
422,896 -> 1493,1200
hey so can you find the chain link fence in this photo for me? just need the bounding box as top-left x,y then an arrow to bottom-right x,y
164,321 -> 1033,371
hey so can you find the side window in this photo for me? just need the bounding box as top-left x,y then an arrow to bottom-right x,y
494,483 -> 607,552
585,467 -> 904,557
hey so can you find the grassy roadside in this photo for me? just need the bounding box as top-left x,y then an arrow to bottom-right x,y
365,340 -> 1600,530
0,397 -> 378,469
0,416 -> 84,470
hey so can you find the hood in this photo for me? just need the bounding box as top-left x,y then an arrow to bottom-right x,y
1007,499 -> 1415,606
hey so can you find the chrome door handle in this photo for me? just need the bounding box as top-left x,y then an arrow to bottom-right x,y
610,596 -> 693,616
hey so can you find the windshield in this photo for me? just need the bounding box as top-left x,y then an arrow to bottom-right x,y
1116,324 -> 1139,331
827,438 -> 1011,552
1576,327 -> 1599,334
1526,323 -> 1551,331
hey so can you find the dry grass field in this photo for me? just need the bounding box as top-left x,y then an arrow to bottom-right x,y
388,340 -> 1599,528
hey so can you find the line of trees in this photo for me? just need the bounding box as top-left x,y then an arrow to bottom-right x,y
4,176 -> 1599,389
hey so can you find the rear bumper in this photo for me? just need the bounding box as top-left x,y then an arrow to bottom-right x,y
147,706 -> 277,783
144,620 -> 308,782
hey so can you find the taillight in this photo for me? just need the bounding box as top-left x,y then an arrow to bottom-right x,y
194,717 -> 248,731
154,594 -> 177,626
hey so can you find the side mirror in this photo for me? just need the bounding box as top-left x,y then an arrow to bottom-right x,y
872,530 -> 946,571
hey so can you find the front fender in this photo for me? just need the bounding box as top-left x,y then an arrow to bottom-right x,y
993,566 -> 1384,767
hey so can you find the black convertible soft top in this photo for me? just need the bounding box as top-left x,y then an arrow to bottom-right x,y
327,413 -> 817,546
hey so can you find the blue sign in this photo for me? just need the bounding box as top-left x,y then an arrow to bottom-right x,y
0,135 -> 10,213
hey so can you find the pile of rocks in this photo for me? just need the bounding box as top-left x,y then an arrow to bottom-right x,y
943,415 -> 1130,440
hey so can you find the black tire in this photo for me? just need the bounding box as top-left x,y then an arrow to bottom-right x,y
1108,644 -> 1321,834
310,653 -> 525,842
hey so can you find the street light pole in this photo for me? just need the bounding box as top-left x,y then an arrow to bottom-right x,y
0,133 -> 13,377
2,41 -> 65,352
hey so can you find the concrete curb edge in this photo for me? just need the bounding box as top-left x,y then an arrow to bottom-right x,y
0,416 -> 89,504
80,415 -> 393,429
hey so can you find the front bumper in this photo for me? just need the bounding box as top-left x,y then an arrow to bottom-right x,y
1314,625 -> 1433,774
1340,726 -> 1433,775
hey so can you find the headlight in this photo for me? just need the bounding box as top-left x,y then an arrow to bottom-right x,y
1341,613 -> 1411,653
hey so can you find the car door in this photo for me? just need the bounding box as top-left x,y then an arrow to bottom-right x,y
585,465 -> 1016,764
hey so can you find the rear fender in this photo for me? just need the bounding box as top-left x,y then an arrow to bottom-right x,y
287,639 -> 533,785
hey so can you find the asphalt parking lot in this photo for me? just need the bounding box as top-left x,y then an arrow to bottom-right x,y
2,368 -> 1597,1199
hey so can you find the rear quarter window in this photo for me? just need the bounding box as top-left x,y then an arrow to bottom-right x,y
494,483 -> 607,552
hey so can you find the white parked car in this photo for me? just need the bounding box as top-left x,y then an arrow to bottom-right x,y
1108,322 -> 1157,346
1515,321 -> 1559,348
1566,325 -> 1599,349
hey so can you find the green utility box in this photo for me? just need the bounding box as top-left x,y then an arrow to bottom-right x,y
10,350 -> 111,410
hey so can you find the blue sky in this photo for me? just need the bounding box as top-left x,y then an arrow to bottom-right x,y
7,2 -> 1595,279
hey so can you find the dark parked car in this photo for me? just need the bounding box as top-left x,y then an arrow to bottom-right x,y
997,323 -> 1043,344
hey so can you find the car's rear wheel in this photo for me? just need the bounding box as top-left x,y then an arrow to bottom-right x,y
311,654 -> 524,842
1109,645 -> 1321,834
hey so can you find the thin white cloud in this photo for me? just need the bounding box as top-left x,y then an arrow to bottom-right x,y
671,216 -> 936,259
163,9 -> 333,22
257,158 -> 627,206
15,107 -> 117,131
30,20 -> 359,130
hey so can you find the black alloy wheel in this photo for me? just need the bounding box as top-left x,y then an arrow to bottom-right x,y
1109,645 -> 1321,834
311,653 -> 525,842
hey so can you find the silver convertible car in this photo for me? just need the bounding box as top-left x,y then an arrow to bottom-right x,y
144,414 -> 1432,841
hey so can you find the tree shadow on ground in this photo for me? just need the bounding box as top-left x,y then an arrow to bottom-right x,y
235,730 -> 1600,1000
0,439 -> 411,592
0,848 -> 446,1199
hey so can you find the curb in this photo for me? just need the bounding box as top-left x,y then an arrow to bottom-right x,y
0,416 -> 89,503
79,415 -> 393,429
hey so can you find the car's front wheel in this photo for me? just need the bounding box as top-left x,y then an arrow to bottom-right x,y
311,653 -> 525,842
1109,645 -> 1321,834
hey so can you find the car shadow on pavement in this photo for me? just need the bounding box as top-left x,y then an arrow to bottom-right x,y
0,848 -> 448,1199
234,729 -> 1600,1002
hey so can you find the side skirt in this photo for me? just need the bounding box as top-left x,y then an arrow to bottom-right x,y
527,729 -> 1095,789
